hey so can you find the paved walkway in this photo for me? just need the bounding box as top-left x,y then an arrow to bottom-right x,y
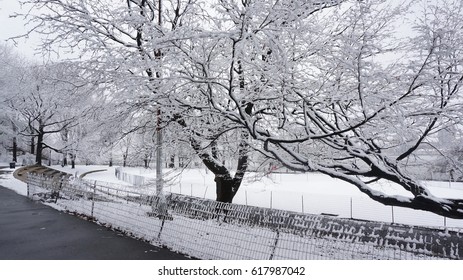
0,180 -> 191,260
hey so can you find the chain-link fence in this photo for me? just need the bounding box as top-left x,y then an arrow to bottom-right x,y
114,168 -> 463,229
26,173 -> 463,260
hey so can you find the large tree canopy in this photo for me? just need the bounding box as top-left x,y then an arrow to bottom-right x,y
16,0 -> 260,202
179,0 -> 463,217
17,0 -> 463,217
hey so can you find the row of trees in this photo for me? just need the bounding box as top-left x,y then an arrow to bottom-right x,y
0,49 -> 88,166
2,0 -> 463,217
0,45 -> 164,168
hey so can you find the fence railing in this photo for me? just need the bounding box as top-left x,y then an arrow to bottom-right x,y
114,168 -> 463,230
26,173 -> 463,260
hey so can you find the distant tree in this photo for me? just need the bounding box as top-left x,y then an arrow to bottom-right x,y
0,44 -> 27,163
5,62 -> 96,165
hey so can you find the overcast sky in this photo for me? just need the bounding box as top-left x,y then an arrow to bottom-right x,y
0,0 -> 420,62
0,1 -> 41,59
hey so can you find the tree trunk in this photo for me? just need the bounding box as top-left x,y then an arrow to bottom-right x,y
174,115 -> 250,203
30,137 -> 35,155
169,155 -> 175,168
35,128 -> 44,165
12,137 -> 17,162
215,176 -> 237,203
12,122 -> 18,162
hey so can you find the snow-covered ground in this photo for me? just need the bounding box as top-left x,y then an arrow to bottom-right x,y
112,166 -> 463,228
2,164 -> 462,229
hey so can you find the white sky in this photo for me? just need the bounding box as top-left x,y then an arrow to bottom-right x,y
0,0 -> 42,60
0,0 -> 421,61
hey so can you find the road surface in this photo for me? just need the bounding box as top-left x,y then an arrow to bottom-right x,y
0,179 -> 191,260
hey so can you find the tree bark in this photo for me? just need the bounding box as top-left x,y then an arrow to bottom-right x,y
30,137 -> 35,155
215,176 -> 241,203
169,155 -> 175,168
35,127 -> 44,165
71,154 -> 76,169
174,115 -> 250,203
12,137 -> 17,163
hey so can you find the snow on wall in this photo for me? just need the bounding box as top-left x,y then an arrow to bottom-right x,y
114,167 -> 147,186
26,174 -> 462,260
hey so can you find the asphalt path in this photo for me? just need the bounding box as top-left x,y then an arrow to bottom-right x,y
0,176 -> 191,260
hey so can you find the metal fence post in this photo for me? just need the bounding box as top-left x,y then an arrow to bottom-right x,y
157,195 -> 169,240
26,177 -> 30,198
158,215 -> 166,240
54,178 -> 63,203
91,181 -> 97,218
269,230 -> 280,260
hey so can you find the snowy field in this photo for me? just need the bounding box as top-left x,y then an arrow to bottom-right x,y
2,163 -> 462,230
103,166 -> 463,229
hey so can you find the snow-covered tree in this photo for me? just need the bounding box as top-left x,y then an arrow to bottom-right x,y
17,0 -> 463,217
171,0 -> 463,217
0,44 -> 29,163
16,0 -> 276,202
5,61 -> 96,165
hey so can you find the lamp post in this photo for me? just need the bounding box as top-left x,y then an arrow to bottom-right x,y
155,0 -> 163,197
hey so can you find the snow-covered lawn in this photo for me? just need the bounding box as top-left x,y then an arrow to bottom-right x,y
41,165 -> 463,229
